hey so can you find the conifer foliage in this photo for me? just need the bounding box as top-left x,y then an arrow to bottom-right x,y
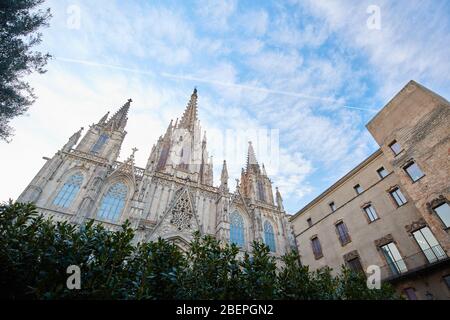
0,0 -> 51,141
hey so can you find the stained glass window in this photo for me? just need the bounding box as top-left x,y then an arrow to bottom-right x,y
91,133 -> 109,154
97,182 -> 128,222
264,221 -> 276,252
53,173 -> 83,208
230,211 -> 245,247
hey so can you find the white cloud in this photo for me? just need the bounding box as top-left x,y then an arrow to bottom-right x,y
301,0 -> 450,100
1,0 -> 448,215
196,0 -> 237,32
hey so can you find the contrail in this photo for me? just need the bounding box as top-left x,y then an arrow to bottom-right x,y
55,56 -> 378,112
160,72 -> 339,103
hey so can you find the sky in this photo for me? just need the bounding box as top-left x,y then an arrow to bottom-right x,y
1,0 -> 449,214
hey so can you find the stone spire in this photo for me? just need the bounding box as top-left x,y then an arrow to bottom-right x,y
97,112 -> 109,125
163,119 -> 174,140
63,127 -> 84,151
276,187 -> 284,211
220,160 -> 229,193
262,163 -> 268,176
246,141 -> 260,173
106,98 -> 132,131
178,88 -> 198,132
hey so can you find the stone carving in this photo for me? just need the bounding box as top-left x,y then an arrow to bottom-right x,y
343,250 -> 359,262
170,191 -> 193,230
426,195 -> 448,213
374,234 -> 394,247
405,218 -> 427,233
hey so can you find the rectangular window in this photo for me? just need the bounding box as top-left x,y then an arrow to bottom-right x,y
412,227 -> 447,263
364,204 -> 379,222
311,237 -> 323,259
390,187 -> 407,206
380,242 -> 408,275
329,202 -> 336,212
403,288 -> 418,300
336,222 -> 351,245
353,184 -> 363,195
404,161 -> 425,182
307,218 -> 313,227
389,140 -> 402,155
347,257 -> 364,274
377,167 -> 388,179
433,203 -> 450,228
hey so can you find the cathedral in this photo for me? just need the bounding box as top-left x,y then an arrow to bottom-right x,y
18,89 -> 296,256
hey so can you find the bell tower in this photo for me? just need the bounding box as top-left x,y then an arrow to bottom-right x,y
240,141 -> 275,205
76,99 -> 132,163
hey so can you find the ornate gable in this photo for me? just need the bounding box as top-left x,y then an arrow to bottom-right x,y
146,186 -> 202,243
170,189 -> 194,231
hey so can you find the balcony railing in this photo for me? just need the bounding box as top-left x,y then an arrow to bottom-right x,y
380,245 -> 448,281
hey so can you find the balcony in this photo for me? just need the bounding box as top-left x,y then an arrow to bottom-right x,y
380,245 -> 449,282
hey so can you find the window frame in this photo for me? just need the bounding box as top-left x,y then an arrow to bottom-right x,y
53,172 -> 84,209
403,161 -> 425,182
335,221 -> 351,246
311,236 -> 323,260
377,167 -> 388,179
432,202 -> 450,229
380,242 -> 408,276
388,140 -> 402,155
97,182 -> 128,223
346,257 -> 364,274
230,211 -> 246,248
353,184 -> 363,195
329,201 -> 336,212
263,220 -> 276,253
412,226 -> 447,264
389,186 -> 408,207
363,204 -> 379,223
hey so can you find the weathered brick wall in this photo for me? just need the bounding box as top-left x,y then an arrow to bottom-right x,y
367,81 -> 450,252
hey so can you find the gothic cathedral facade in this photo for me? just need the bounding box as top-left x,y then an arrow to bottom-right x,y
18,89 -> 297,256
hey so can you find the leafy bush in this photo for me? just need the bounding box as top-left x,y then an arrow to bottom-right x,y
0,202 -> 398,300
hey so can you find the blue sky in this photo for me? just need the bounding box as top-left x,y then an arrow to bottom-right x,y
1,0 -> 449,214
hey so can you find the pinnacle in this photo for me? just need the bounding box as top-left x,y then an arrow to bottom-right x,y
247,141 -> 259,168
178,88 -> 198,132
106,98 -> 132,131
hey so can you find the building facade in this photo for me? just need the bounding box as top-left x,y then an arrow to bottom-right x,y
290,81 -> 450,300
18,89 -> 296,257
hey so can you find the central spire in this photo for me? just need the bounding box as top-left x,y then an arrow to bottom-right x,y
247,141 -> 259,170
178,88 -> 198,132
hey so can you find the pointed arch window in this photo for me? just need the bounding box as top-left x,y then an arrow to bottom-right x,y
257,181 -> 266,202
53,173 -> 84,208
264,221 -> 276,252
91,133 -> 109,154
230,211 -> 245,248
97,182 -> 128,222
